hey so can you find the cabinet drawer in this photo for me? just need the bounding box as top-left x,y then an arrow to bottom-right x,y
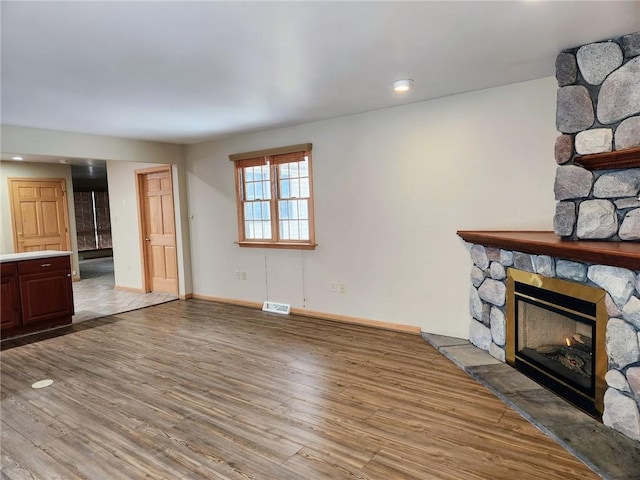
17,256 -> 71,275
1,262 -> 18,276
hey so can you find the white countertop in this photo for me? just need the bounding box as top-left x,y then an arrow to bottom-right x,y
0,250 -> 73,263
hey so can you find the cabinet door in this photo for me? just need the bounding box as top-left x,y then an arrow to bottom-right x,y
1,264 -> 21,330
19,267 -> 73,325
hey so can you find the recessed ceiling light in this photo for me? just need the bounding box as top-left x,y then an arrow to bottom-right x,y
12,156 -> 23,161
393,79 -> 414,92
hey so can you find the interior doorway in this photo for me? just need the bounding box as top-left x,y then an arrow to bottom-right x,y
8,178 -> 71,253
136,166 -> 178,295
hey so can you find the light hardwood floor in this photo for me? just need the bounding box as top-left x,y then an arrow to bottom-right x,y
1,300 -> 599,479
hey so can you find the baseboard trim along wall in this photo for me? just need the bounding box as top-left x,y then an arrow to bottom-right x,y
191,294 -> 421,335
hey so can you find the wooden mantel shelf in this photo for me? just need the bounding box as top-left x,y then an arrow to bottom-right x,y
456,231 -> 640,270
574,146 -> 640,171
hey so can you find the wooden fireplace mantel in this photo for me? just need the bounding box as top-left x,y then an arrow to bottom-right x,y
456,231 -> 640,270
574,146 -> 640,171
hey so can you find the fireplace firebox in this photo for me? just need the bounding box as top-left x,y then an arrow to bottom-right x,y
506,269 -> 608,418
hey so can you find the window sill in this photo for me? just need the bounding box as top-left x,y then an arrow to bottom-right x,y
236,241 -> 317,250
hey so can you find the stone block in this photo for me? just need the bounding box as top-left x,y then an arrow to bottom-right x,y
489,342 -> 505,362
602,388 -> 640,441
575,128 -> 613,154
619,209 -> 640,241
477,278 -> 506,307
490,306 -> 506,346
588,265 -> 636,309
470,244 -> 489,270
576,42 -> 623,85
622,32 -> 640,58
471,266 -> 485,287
469,319 -> 492,351
627,367 -> 640,397
605,369 -> 631,393
499,250 -> 513,267
534,255 -> 555,277
489,261 -> 506,280
622,296 -> 640,329
598,56 -> 640,124
615,197 -> 640,210
614,116 -> 640,150
513,252 -> 535,272
556,260 -> 587,282
606,318 -> 640,369
554,165 -> 593,200
470,286 -> 483,321
576,200 -> 618,239
555,52 -> 577,87
554,134 -> 573,164
556,85 -> 595,133
554,201 -> 576,237
593,169 -> 640,198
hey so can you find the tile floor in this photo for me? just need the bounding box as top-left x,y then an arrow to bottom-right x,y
422,333 -> 640,480
72,256 -> 178,323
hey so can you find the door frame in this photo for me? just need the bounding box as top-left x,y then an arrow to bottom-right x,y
8,177 -> 72,253
135,165 -> 178,294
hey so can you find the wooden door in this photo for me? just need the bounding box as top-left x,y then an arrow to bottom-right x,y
138,167 -> 178,294
9,179 -> 71,252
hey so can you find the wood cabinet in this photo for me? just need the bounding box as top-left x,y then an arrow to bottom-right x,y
1,263 -> 21,330
1,254 -> 74,339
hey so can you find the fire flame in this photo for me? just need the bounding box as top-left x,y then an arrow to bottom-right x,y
565,337 -> 571,347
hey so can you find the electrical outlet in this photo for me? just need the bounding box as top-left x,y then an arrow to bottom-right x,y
330,281 -> 337,293
242,271 -> 247,280
235,270 -> 240,279
339,283 -> 346,294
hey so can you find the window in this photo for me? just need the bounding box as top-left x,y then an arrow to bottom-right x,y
73,190 -> 112,251
231,143 -> 316,249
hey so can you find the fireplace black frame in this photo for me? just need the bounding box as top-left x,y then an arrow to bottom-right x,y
506,268 -> 608,418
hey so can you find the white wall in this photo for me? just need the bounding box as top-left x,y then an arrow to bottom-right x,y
0,161 -> 80,276
186,77 -> 559,338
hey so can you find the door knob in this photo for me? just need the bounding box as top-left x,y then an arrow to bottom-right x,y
145,237 -> 150,241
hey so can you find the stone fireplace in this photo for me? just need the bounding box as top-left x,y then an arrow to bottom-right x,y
506,268 -> 608,418
458,31 -> 640,444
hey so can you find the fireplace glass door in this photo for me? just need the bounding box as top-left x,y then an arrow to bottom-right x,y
516,294 -> 594,396
507,269 -> 607,418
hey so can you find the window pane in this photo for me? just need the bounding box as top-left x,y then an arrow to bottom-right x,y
279,221 -> 288,239
291,179 -> 300,198
262,180 -> 271,200
255,221 -> 263,238
299,220 -> 309,240
299,158 -> 309,177
278,200 -> 289,219
289,162 -> 299,178
246,221 -> 254,239
244,168 -> 254,182
290,200 -> 299,219
262,201 -> 270,219
298,199 -> 308,220
253,202 -> 263,219
263,221 -> 271,239
246,182 -> 255,201
280,164 -> 289,179
289,220 -> 299,240
300,178 -> 309,198
261,165 -> 270,180
280,179 -> 290,199
244,203 -> 253,220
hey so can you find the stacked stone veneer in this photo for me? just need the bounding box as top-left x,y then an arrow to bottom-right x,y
554,32 -> 640,241
467,243 -> 640,442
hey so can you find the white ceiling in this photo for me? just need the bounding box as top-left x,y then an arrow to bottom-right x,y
2,1 -> 639,145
